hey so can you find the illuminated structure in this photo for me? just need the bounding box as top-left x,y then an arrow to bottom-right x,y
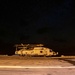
15,44 -> 58,56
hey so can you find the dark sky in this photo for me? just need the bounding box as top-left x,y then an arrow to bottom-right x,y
0,0 -> 75,55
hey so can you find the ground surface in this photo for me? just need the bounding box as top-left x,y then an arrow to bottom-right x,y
0,55 -> 75,75
0,68 -> 75,75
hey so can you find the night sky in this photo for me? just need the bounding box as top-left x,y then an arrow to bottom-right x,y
0,0 -> 75,55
